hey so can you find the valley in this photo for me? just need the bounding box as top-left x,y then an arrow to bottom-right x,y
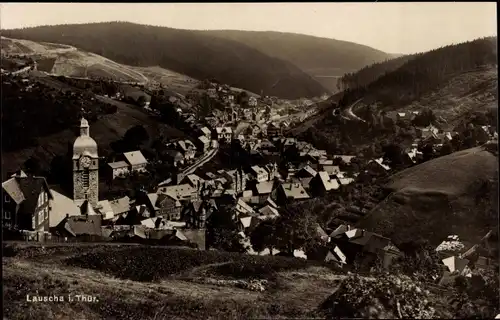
1,12 -> 498,320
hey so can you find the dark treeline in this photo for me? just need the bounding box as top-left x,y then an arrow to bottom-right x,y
337,37 -> 497,108
3,22 -> 329,99
338,54 -> 417,91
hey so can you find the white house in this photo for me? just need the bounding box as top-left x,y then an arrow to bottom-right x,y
123,151 -> 148,173
250,165 -> 269,182
216,127 -> 232,144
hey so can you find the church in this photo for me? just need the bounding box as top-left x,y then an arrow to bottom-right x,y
72,117 -> 99,207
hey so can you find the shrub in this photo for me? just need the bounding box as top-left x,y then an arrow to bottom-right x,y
320,273 -> 440,319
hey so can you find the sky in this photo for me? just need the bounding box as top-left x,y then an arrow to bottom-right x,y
0,2 -> 496,54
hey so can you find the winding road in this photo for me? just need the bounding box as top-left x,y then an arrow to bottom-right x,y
343,98 -> 365,122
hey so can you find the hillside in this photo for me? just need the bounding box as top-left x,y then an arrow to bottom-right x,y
1,75 -> 185,179
339,37 -> 497,109
357,146 -> 499,246
337,53 -> 417,91
1,36 -> 199,95
2,22 -> 330,99
204,30 -> 392,93
289,37 -> 497,136
3,243 -> 346,319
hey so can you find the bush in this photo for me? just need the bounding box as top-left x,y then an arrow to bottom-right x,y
320,273 -> 440,319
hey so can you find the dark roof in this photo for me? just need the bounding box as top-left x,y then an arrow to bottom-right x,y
59,215 -> 102,237
16,176 -> 53,214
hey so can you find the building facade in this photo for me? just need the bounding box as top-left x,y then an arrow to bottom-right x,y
73,117 -> 99,207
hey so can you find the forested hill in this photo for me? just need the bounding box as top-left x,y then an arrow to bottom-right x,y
2,22 -> 329,99
203,30 -> 392,78
337,37 -> 497,108
338,54 -> 417,91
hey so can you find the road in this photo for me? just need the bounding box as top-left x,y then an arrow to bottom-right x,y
344,98 -> 365,122
182,146 -> 219,176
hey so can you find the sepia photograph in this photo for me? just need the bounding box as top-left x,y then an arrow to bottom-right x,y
1,2 -> 498,319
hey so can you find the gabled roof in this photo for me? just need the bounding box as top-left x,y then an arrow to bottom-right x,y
201,127 -> 211,136
2,177 -> 26,204
109,196 -> 131,215
266,198 -> 278,209
49,189 -> 81,227
255,181 -> 274,194
59,215 -> 102,237
371,158 -> 391,171
146,193 -> 160,210
108,161 -> 129,169
123,151 -> 148,166
317,171 -> 340,191
216,127 -> 232,134
258,205 -> 280,218
330,224 -> 349,238
198,135 -> 210,143
251,165 -> 268,176
236,198 -> 255,214
182,174 -> 205,188
13,176 -> 53,214
442,256 -> 470,274
300,165 -> 318,178
280,183 -> 310,199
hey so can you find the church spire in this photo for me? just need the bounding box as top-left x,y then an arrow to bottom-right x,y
80,110 -> 89,137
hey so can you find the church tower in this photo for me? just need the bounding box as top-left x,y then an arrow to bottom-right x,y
73,117 -> 99,207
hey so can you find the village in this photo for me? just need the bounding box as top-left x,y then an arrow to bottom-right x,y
2,74 -> 498,288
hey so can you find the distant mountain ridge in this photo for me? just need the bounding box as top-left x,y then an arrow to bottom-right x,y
2,22 -> 394,97
3,22 -> 331,99
204,30 -> 393,92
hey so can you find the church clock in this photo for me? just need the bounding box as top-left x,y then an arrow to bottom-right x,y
80,156 -> 91,168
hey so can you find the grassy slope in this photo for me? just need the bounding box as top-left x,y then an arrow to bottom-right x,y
2,22 -> 329,99
3,243 -> 345,320
357,146 -> 499,246
1,77 -> 185,176
206,30 -> 392,92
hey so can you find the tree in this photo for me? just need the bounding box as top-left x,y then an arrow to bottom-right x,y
124,125 -> 149,148
382,143 -> 405,168
250,219 -> 277,254
272,203 -> 320,255
206,205 -> 245,253
23,157 -> 42,176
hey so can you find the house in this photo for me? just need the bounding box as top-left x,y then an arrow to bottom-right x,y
366,158 -> 391,175
441,256 -> 472,277
235,198 -> 256,217
258,204 -> 280,220
318,159 -> 340,175
222,169 -> 247,194
267,122 -> 282,138
216,127 -> 232,144
250,165 -> 269,182
310,171 -> 340,196
54,213 -> 102,238
200,126 -> 212,139
157,184 -> 198,202
109,196 -> 131,217
334,172 -> 355,186
264,163 -> 279,180
96,200 -> 115,220
177,140 -> 197,161
123,151 -> 148,173
181,174 -> 205,190
277,183 -> 310,204
238,216 -> 260,233
295,165 -> 317,188
108,161 -> 130,179
197,135 -> 210,153
253,180 -> 275,204
48,189 -> 81,228
330,227 -> 402,270
2,175 -> 53,234
182,199 -> 217,229
156,193 -> 183,221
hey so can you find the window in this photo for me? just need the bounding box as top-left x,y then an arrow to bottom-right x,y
4,211 -> 11,220
83,169 -> 90,189
38,210 -> 44,224
4,195 -> 10,203
32,215 -> 36,229
44,207 -> 48,219
43,192 -> 47,203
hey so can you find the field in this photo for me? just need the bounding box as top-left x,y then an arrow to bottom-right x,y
3,243 -> 346,320
357,146 -> 499,246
